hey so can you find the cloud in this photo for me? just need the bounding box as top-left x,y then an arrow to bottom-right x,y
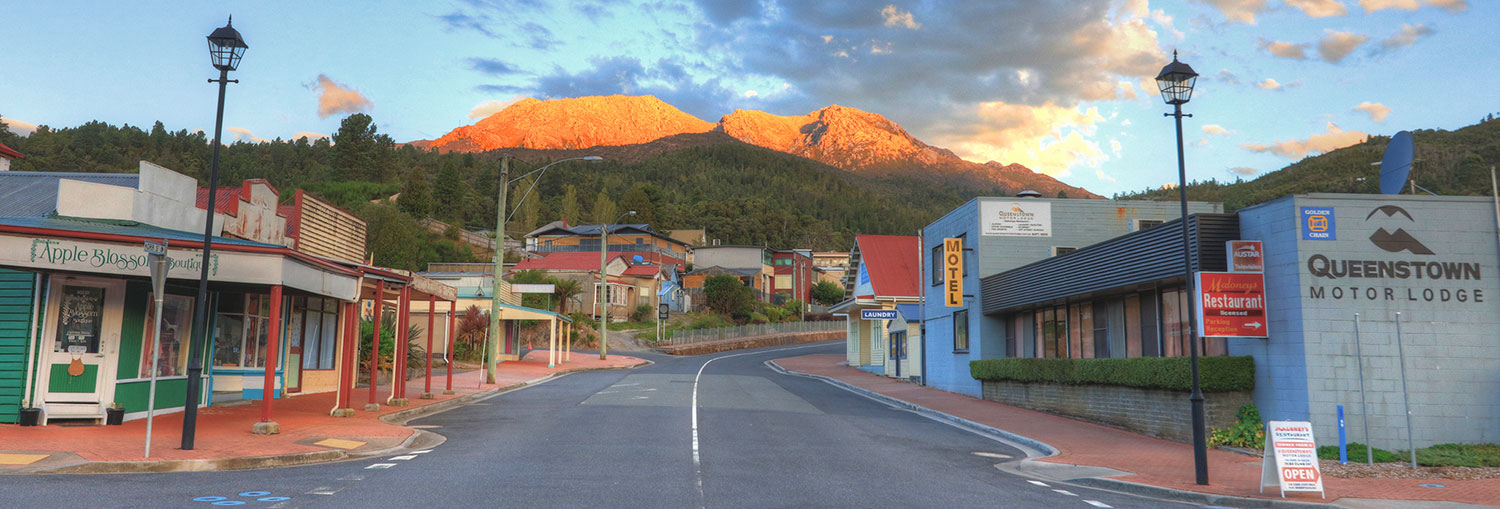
1358,0 -> 1420,12
1259,39 -> 1309,60
1425,0 -> 1468,12
1216,69 -> 1241,85
1202,124 -> 1231,135
1380,24 -> 1435,51
1192,0 -> 1269,24
880,5 -> 920,29
940,101 -> 1107,177
226,127 -> 268,144
743,90 -> 759,98
312,74 -> 373,119
1353,101 -> 1391,122
1255,78 -> 1283,90
1109,138 -> 1122,156
1318,30 -> 1369,63
436,4 -> 557,48
468,57 -> 523,76
292,131 -> 329,141
1286,0 -> 1349,17
1229,166 -> 1259,176
1,116 -> 37,137
468,97 -> 527,119
1095,169 -> 1117,182
1242,122 -> 1367,158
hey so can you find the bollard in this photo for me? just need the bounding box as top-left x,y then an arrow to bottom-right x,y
1338,405 -> 1347,465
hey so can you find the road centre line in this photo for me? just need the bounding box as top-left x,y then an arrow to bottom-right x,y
1084,501 -> 1113,508
1054,489 -> 1078,496
1028,480 -> 1050,487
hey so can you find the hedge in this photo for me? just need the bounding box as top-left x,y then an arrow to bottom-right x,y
969,356 -> 1255,393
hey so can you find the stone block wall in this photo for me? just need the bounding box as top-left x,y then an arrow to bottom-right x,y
655,331 -> 843,356
981,380 -> 1252,443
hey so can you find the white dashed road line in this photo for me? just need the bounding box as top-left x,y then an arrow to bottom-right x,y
1053,489 -> 1078,496
365,463 -> 396,469
389,455 -> 417,461
306,487 -> 343,495
1084,500 -> 1113,508
1027,480 -> 1050,487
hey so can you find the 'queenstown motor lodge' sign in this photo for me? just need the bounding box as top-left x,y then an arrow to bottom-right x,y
980,200 -> 1051,237
1195,271 -> 1269,338
1260,420 -> 1325,499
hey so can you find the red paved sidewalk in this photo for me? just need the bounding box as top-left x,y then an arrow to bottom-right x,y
775,353 -> 1500,506
0,351 -> 643,471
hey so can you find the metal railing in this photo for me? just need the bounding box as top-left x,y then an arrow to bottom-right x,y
661,319 -> 846,346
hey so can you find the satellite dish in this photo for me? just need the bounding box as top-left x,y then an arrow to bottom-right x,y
1380,131 -> 1414,195
632,255 -> 644,263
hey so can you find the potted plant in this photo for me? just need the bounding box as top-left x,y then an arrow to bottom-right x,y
105,402 -> 124,425
18,404 -> 40,427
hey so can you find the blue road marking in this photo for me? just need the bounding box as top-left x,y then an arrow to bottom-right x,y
1419,483 -> 1446,488
211,502 -> 246,506
194,496 -> 227,502
257,497 -> 291,502
237,491 -> 271,497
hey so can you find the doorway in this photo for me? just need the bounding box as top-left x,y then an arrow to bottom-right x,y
38,277 -> 125,423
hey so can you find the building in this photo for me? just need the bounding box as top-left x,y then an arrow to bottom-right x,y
831,235 -> 921,378
510,252 -> 639,322
921,197 -> 1222,397
687,245 -> 774,302
526,223 -> 690,269
771,249 -> 815,304
811,251 -> 849,289
886,304 -> 923,382
0,141 -> 23,172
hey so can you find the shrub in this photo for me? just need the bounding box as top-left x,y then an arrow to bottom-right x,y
1317,443 -> 1402,463
969,356 -> 1255,393
810,281 -> 844,306
630,304 -> 652,323
748,312 -> 769,324
704,275 -> 754,316
1209,404 -> 1265,449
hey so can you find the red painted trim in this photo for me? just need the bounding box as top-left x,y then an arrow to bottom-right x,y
370,281 -> 383,404
425,295 -> 435,395
445,300 -> 456,392
262,285 -> 283,422
0,223 -> 363,278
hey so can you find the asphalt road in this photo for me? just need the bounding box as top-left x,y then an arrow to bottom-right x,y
1,342 -> 1195,508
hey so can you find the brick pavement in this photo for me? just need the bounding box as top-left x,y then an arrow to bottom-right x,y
774,353 -> 1500,506
0,351 -> 643,470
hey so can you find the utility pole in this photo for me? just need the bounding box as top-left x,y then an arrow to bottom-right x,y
486,155 -> 510,384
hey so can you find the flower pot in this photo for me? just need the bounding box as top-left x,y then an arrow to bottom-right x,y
105,407 -> 124,425
18,408 -> 40,427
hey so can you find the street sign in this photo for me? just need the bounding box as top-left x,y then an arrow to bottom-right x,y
944,237 -> 963,307
1260,420 -> 1325,499
658,303 -> 669,320
1195,271 -> 1269,338
144,240 -> 168,256
860,309 -> 898,320
1226,240 -> 1264,273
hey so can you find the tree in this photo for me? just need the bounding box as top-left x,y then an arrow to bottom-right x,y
513,176 -> 541,233
399,170 -> 434,218
810,281 -> 845,306
331,113 -> 395,182
551,278 -> 583,314
591,189 -> 618,225
1057,190 -> 1069,198
620,183 -> 660,226
433,162 -> 469,222
560,185 -> 582,225
703,275 -> 754,317
358,202 -> 425,270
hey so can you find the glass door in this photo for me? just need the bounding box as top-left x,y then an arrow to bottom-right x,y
40,278 -> 124,415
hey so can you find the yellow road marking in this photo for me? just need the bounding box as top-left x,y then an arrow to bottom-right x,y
0,453 -> 49,465
313,438 -> 366,450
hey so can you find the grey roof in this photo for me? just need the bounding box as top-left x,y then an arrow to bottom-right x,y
0,215 -> 280,248
0,171 -> 140,218
685,265 -> 761,277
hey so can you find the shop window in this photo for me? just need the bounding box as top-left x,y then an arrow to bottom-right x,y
1092,301 -> 1110,359
1036,305 -> 1066,358
1070,302 -> 1092,359
213,293 -> 272,368
952,310 -> 969,352
140,294 -> 194,378
1139,291 -> 1160,357
1160,287 -> 1189,358
296,296 -> 339,370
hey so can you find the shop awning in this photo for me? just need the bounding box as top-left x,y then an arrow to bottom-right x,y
496,301 -> 573,323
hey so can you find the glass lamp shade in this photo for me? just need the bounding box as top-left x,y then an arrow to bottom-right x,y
1155,54 -> 1198,105
206,18 -> 248,71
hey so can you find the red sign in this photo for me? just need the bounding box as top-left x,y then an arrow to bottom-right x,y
1227,240 -> 1264,273
1195,271 -> 1268,338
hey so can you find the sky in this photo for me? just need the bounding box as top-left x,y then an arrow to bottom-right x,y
1,0 -> 1493,196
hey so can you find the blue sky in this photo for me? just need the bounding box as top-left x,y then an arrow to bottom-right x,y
1,0 -> 1491,196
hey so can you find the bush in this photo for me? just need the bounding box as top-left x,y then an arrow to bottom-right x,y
704,274 -> 755,316
1318,443 -> 1403,463
748,312 -> 769,324
969,356 -> 1255,393
810,281 -> 844,306
630,304 -> 652,323
1209,404 -> 1265,449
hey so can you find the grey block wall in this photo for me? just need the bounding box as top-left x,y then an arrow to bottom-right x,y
981,380 -> 1251,443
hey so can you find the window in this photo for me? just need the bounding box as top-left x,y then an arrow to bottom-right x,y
293,296 -> 339,370
891,331 -> 906,359
635,238 -> 643,245
1036,305 -> 1067,358
931,244 -> 943,286
953,309 -> 969,352
1051,246 -> 1077,256
1135,219 -> 1165,231
1160,287 -> 1189,357
213,293 -> 272,368
140,294 -> 194,378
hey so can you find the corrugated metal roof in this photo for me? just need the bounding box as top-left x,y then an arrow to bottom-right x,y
855,234 -> 921,298
0,215 -> 280,248
0,172 -> 140,218
895,303 -> 923,323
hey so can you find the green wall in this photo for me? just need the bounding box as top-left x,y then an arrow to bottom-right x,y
0,268 -> 37,423
114,379 -> 195,413
115,281 -> 149,380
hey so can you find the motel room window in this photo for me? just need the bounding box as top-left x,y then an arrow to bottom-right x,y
1035,305 -> 1067,358
931,244 -> 943,286
953,309 -> 969,352
1160,287 -> 1189,357
213,293 -> 272,368
140,294 -> 194,378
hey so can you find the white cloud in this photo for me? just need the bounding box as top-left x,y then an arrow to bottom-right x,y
1358,0 -> 1420,12
1192,0 -> 1269,24
1110,139 -> 1123,156
1229,166 -> 1259,176
943,101 -> 1107,177
1318,30 -> 1369,63
467,96 -> 526,119
1121,119 -> 1133,126
1353,101 -> 1392,122
1095,169 -> 1117,182
1259,39 -> 1309,60
1242,122 -> 1367,159
293,131 -> 330,141
312,74 -> 374,119
743,90 -> 759,98
1425,0 -> 1468,12
1202,124 -> 1231,136
226,127 -> 268,144
1,116 -> 38,137
1286,0 -> 1349,17
881,5 -> 921,29
1256,78 -> 1283,90
1381,24 -> 1435,51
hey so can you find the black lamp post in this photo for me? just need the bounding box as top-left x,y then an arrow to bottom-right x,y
181,16 -> 246,450
1155,50 -> 1207,485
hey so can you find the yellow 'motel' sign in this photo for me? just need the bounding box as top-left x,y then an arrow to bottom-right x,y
944,237 -> 963,307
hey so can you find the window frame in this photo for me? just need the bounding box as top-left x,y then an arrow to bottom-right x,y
952,309 -> 969,353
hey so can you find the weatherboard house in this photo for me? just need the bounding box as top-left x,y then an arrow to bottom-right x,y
831,234 -> 921,380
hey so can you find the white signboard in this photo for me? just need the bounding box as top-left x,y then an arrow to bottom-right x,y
1260,420 -> 1325,499
980,200 -> 1052,237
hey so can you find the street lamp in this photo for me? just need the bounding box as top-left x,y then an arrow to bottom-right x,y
1155,50 -> 1208,486
599,209 -> 636,359
181,16 -> 246,451
486,155 -> 602,383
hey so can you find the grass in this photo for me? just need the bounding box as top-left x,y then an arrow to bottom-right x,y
607,320 -> 656,331
1316,442 -> 1500,467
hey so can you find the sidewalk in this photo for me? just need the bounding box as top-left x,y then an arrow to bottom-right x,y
774,353 -> 1499,507
0,351 -> 644,474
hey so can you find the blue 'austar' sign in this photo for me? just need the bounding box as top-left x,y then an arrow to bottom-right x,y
1301,206 -> 1336,241
860,309 -> 899,320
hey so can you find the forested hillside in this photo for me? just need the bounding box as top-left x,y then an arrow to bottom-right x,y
1115,118 -> 1500,209
0,114 -> 1000,270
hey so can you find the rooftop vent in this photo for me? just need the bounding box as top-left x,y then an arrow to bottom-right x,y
1016,190 -> 1043,198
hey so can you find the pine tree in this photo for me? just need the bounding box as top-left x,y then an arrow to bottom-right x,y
560,185 -> 582,226
513,176 -> 541,233
399,170 -> 434,218
433,162 -> 468,222
591,190 -> 618,225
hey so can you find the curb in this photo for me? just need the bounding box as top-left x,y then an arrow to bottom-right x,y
767,359 -> 1337,509
19,359 -> 653,475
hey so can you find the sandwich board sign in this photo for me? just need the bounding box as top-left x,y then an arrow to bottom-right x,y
1260,420 -> 1325,499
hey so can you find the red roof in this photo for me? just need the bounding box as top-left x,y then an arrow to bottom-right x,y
0,141 -> 23,160
623,265 -> 662,277
856,234 -> 921,298
195,187 -> 242,214
512,252 -> 623,271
